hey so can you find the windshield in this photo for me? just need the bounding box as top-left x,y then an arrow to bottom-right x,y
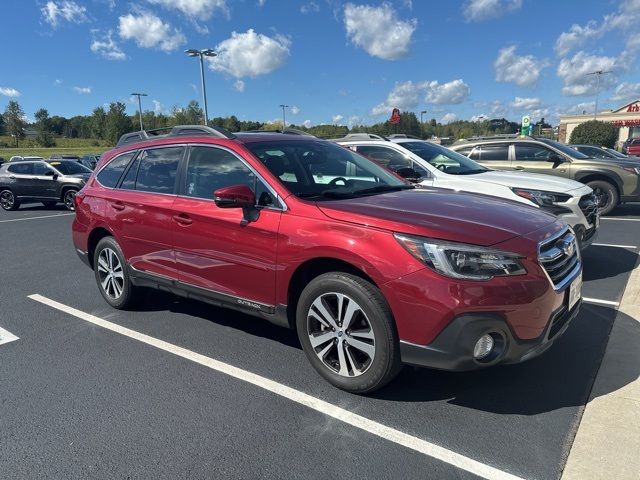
399,141 -> 488,174
604,147 -> 628,158
49,160 -> 92,175
245,140 -> 408,200
538,138 -> 590,159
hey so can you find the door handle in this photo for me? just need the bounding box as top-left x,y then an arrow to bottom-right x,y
173,213 -> 193,225
110,201 -> 125,211
514,166 -> 525,170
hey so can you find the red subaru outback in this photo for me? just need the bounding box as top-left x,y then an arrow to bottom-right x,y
72,126 -> 583,393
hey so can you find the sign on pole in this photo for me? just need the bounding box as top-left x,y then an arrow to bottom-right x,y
521,115 -> 530,136
390,108 -> 401,125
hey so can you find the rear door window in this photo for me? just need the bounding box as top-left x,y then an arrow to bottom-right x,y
515,144 -> 554,161
479,144 -> 509,161
97,152 -> 137,188
8,163 -> 33,175
134,147 -> 183,194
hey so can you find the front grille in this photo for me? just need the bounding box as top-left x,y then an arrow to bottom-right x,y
579,193 -> 598,226
538,229 -> 581,289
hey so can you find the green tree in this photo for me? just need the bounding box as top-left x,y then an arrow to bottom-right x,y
171,100 -> 203,125
34,108 -> 55,147
3,100 -> 26,147
569,120 -> 618,148
0,113 -> 5,135
105,102 -> 132,145
89,107 -> 107,139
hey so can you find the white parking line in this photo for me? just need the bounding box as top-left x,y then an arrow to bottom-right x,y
0,213 -> 74,223
0,327 -> 19,346
600,217 -> 640,222
592,243 -> 637,249
28,293 -> 523,480
582,297 -> 620,307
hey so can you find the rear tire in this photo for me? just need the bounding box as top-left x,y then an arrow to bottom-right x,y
0,189 -> 20,211
587,180 -> 618,216
296,272 -> 401,394
93,237 -> 139,309
62,189 -> 78,211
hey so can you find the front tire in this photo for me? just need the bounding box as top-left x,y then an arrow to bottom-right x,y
93,237 -> 139,309
296,272 -> 401,394
587,180 -> 618,216
62,189 -> 78,211
0,189 -> 20,211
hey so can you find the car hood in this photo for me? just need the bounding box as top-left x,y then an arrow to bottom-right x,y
66,173 -> 91,181
317,188 -> 558,247
581,157 -> 640,167
471,170 -> 586,193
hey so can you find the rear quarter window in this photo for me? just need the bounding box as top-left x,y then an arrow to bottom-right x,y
96,151 -> 137,188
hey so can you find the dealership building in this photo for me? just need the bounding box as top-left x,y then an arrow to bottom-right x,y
558,99 -> 640,146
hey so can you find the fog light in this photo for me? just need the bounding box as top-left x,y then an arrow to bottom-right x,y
473,334 -> 494,360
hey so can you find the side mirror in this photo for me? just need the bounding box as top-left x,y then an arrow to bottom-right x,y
547,153 -> 565,163
394,167 -> 422,182
44,170 -> 58,179
214,184 -> 256,208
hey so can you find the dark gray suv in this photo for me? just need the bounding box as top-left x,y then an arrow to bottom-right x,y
0,160 -> 91,211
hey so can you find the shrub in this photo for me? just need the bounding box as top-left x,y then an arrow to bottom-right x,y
569,120 -> 618,148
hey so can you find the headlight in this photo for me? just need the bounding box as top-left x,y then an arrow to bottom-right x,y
511,188 -> 571,206
623,166 -> 640,175
394,234 -> 526,280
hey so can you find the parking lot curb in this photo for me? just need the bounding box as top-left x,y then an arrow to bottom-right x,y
561,254 -> 640,480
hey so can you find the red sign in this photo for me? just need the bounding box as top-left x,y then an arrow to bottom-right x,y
389,108 -> 401,124
611,119 -> 640,126
627,103 -> 640,113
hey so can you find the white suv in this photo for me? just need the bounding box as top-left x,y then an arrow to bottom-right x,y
335,135 -> 598,248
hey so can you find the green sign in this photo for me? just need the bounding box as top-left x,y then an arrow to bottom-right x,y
521,115 -> 531,135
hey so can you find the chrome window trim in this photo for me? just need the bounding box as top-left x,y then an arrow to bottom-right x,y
184,142 -> 288,212
94,150 -> 140,189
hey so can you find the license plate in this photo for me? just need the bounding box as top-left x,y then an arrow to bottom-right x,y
568,274 -> 582,310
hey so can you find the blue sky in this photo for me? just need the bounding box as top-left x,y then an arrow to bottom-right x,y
1,0 -> 639,126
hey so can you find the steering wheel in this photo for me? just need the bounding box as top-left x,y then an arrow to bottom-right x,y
436,164 -> 447,172
328,177 -> 349,187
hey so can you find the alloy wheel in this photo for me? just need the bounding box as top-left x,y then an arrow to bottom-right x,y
307,292 -> 376,377
64,190 -> 76,211
0,191 -> 14,210
593,186 -> 610,210
97,247 -> 124,299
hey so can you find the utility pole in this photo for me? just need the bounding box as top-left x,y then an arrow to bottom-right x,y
587,70 -> 611,120
131,92 -> 147,131
420,110 -> 427,139
279,104 -> 289,130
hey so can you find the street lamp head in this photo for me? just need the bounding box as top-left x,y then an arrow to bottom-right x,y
421,110 -> 427,114
185,49 -> 200,57
201,49 -> 217,57
131,92 -> 147,97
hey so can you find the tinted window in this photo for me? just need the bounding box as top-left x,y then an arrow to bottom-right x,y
8,163 -> 33,175
478,144 -> 508,161
120,157 -> 140,190
401,141 -> 487,175
515,144 -> 554,161
97,152 -> 136,188
33,162 -> 54,175
357,145 -> 410,168
184,146 -> 256,200
134,147 -> 183,194
455,146 -> 473,156
537,138 -> 589,159
49,161 -> 92,175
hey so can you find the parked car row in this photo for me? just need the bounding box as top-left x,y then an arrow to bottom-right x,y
7,153 -> 101,170
69,125 -> 589,393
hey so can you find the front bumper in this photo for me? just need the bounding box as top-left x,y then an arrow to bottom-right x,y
400,299 -> 581,371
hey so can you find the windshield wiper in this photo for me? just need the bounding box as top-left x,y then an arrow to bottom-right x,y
351,184 -> 414,195
298,190 -> 356,199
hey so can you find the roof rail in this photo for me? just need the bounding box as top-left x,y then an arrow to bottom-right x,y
332,133 -> 390,141
458,133 -> 525,142
115,124 -> 236,147
388,134 -> 420,139
241,128 -> 315,136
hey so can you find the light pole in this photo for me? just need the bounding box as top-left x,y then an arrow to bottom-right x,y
587,70 -> 611,120
279,104 -> 289,130
420,110 -> 427,139
131,92 -> 147,131
185,48 -> 217,125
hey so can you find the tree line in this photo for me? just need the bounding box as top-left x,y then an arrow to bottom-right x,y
1,99 -> 552,148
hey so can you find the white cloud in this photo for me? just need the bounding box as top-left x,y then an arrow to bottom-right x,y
91,30 -> 126,60
370,79 -> 470,115
119,12 -> 186,52
510,97 -> 542,110
332,114 -> 344,124
290,105 -> 300,115
258,0 -> 266,6
233,80 -> 245,92
470,114 -> 488,122
462,0 -> 522,22
557,51 -> 617,96
554,0 -> 640,56
209,29 -> 290,78
562,101 -> 596,115
73,86 -> 92,94
152,100 -> 163,113
343,3 -> 416,60
440,113 -> 457,124
494,46 -> 547,87
54,79 -> 62,86
0,87 -> 20,97
303,119 -> 313,128
347,115 -> 362,127
146,0 -> 228,20
611,82 -> 640,103
424,79 -> 470,105
300,2 -> 320,14
41,1 -> 88,28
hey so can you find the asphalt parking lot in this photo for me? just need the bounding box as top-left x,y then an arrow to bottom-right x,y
1,205 -> 639,480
